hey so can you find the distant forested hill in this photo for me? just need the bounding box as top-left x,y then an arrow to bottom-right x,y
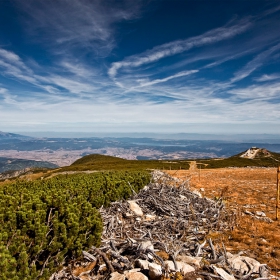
0,157 -> 58,173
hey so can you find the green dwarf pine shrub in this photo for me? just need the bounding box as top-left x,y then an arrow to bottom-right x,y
0,170 -> 150,279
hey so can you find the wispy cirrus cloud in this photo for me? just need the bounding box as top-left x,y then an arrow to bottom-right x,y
108,19 -> 252,79
137,70 -> 198,87
229,81 -> 280,100
0,48 -> 38,85
15,0 -> 143,55
231,42 -> 280,83
0,47 -> 101,97
255,73 -> 280,82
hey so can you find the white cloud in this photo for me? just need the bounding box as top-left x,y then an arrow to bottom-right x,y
0,47 -> 44,90
229,81 -> 280,100
0,47 -> 108,96
255,73 -> 280,82
231,42 -> 280,83
108,19 -> 252,79
135,70 -> 198,88
0,87 -> 7,94
16,0 -> 143,55
0,49 -> 22,65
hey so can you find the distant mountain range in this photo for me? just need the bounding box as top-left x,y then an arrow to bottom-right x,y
0,157 -> 58,174
0,131 -> 32,140
0,131 -> 279,170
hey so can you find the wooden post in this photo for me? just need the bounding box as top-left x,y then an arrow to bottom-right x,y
277,166 -> 280,221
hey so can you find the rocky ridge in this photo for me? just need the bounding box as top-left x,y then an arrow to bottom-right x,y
239,148 -> 272,159
50,171 -> 278,280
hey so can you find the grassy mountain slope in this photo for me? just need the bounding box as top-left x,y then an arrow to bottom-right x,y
197,147 -> 280,168
58,154 -> 190,172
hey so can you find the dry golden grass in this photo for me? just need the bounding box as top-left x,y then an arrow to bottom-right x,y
167,166 -> 280,272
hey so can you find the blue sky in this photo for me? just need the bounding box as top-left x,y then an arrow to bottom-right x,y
0,0 -> 280,135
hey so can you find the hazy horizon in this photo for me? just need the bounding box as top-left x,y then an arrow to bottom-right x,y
9,131 -> 280,143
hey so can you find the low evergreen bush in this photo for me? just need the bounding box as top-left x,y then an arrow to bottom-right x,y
0,171 -> 150,279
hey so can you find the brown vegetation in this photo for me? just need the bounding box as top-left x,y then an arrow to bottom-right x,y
167,165 -> 280,272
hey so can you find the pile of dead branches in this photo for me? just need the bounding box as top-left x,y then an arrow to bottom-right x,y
50,171 -> 277,280
101,170 -> 232,251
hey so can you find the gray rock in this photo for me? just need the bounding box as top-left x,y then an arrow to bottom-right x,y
110,272 -> 126,280
144,214 -> 156,221
128,200 -> 143,216
227,255 -> 260,274
192,190 -> 202,198
139,240 -> 154,252
164,260 -> 195,274
135,259 -> 150,270
125,271 -> 148,280
148,262 -> 162,279
255,211 -> 266,217
177,255 -> 202,267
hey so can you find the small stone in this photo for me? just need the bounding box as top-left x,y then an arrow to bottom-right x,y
260,238 -> 268,244
200,188 -> 205,192
177,255 -> 202,267
148,262 -> 162,279
128,200 -> 143,216
144,214 -> 156,221
139,240 -> 154,251
164,261 -> 195,274
192,190 -> 202,198
142,185 -> 149,191
110,272 -> 126,280
135,259 -> 150,270
125,271 -> 148,280
227,255 -> 260,274
226,252 -> 233,258
255,211 -> 266,217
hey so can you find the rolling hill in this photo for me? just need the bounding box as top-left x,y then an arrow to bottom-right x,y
0,131 -> 32,140
0,157 -> 58,173
197,147 -> 280,168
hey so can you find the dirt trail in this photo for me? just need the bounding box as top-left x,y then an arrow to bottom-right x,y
188,161 -> 197,171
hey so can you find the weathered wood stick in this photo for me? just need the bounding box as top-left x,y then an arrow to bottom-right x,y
94,248 -> 114,273
195,240 -> 206,257
83,251 -> 97,262
208,238 -> 217,260
208,256 -> 224,264
198,271 -> 223,279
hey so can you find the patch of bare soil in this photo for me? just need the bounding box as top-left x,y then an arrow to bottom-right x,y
167,167 -> 280,272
